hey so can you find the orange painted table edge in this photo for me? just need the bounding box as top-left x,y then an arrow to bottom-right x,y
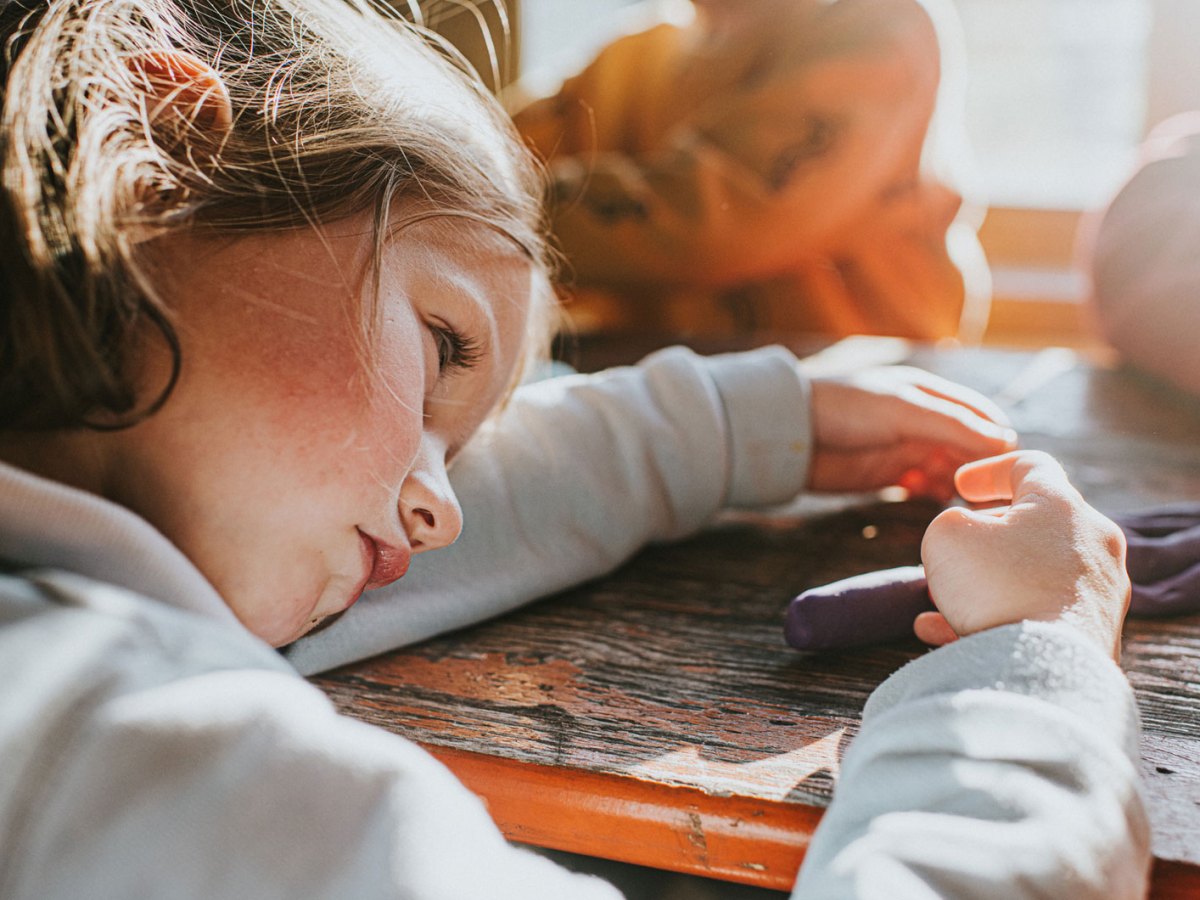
426,744 -> 1200,897
424,743 -> 823,891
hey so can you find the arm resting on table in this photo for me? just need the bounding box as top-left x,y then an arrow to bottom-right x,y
794,621 -> 1151,899
287,345 -> 813,675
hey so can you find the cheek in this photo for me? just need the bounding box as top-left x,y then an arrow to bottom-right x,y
357,313 -> 430,456
240,316 -> 426,474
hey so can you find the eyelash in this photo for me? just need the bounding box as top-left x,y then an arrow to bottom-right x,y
430,321 -> 483,376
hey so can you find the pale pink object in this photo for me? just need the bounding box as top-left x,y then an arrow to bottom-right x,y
1087,112 -> 1200,396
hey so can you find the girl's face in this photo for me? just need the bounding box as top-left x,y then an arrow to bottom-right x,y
114,215 -> 533,646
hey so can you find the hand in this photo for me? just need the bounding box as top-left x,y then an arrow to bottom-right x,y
807,366 -> 1017,498
916,451 -> 1131,661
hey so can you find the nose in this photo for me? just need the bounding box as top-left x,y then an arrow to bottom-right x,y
398,440 -> 463,553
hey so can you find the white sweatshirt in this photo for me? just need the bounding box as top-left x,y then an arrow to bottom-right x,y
0,346 -> 1150,898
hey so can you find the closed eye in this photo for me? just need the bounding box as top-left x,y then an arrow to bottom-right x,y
429,319 -> 483,376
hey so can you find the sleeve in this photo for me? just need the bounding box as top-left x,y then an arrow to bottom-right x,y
515,0 -> 966,295
286,345 -> 812,675
792,621 -> 1152,899
1,575 -> 623,900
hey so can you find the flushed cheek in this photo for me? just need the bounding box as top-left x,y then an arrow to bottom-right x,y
248,349 -> 421,487
351,349 -> 429,472
197,329 -> 425,642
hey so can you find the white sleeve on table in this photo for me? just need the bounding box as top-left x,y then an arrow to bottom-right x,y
2,572 -> 623,900
286,345 -> 813,675
792,621 -> 1152,899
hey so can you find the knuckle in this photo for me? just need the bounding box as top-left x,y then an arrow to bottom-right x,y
1023,487 -> 1073,521
1099,516 -> 1127,561
922,506 -> 973,553
1015,449 -> 1056,474
1043,488 -> 1076,513
932,505 -> 973,530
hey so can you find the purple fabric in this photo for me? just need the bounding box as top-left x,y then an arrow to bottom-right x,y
1116,505 -> 1200,616
784,506 -> 1200,651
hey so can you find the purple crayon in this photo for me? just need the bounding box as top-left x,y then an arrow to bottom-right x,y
785,506 -> 1200,651
784,565 -> 933,651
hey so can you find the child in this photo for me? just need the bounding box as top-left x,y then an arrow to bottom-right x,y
0,0 -> 1146,897
510,0 -> 990,341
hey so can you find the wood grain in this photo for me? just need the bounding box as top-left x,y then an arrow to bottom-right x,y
312,343 -> 1200,896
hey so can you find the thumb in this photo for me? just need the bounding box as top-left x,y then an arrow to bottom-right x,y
955,450 -> 1076,505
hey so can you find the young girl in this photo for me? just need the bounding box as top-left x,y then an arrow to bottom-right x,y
0,1 -> 1147,897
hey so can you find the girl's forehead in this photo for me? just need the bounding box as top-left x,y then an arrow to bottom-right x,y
295,210 -> 545,393
383,219 -> 538,312
381,226 -> 537,372
383,219 -> 532,288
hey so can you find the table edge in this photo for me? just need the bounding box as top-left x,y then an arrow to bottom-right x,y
423,743 -> 823,890
424,744 -> 1200,897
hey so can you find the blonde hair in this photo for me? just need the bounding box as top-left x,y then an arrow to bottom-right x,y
0,0 -> 553,430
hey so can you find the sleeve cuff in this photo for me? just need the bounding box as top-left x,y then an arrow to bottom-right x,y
865,620 -> 1142,762
703,345 -> 813,509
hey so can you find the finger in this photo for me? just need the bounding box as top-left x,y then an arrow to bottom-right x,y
954,450 -> 1076,504
921,449 -> 963,501
900,447 -> 963,501
914,610 -> 959,645
812,441 -> 966,494
898,468 -> 930,497
921,504 -> 1004,559
900,462 -> 958,504
903,368 -> 1014,429
894,389 -> 1018,458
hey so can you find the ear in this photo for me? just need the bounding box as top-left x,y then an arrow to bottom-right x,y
127,50 -> 233,140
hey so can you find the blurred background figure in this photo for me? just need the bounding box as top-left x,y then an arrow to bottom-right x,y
1084,112 -> 1200,397
426,0 -> 1178,357
507,0 -> 989,342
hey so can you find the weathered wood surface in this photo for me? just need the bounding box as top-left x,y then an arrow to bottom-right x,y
312,341 -> 1200,895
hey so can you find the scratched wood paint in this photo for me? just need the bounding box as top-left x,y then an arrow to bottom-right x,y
312,344 -> 1200,895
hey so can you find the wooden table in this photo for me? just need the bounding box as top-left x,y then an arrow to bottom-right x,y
312,339 -> 1200,897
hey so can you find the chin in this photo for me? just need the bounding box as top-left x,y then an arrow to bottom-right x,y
232,605 -> 312,648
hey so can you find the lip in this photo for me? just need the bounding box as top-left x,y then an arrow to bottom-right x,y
356,528 -> 412,595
